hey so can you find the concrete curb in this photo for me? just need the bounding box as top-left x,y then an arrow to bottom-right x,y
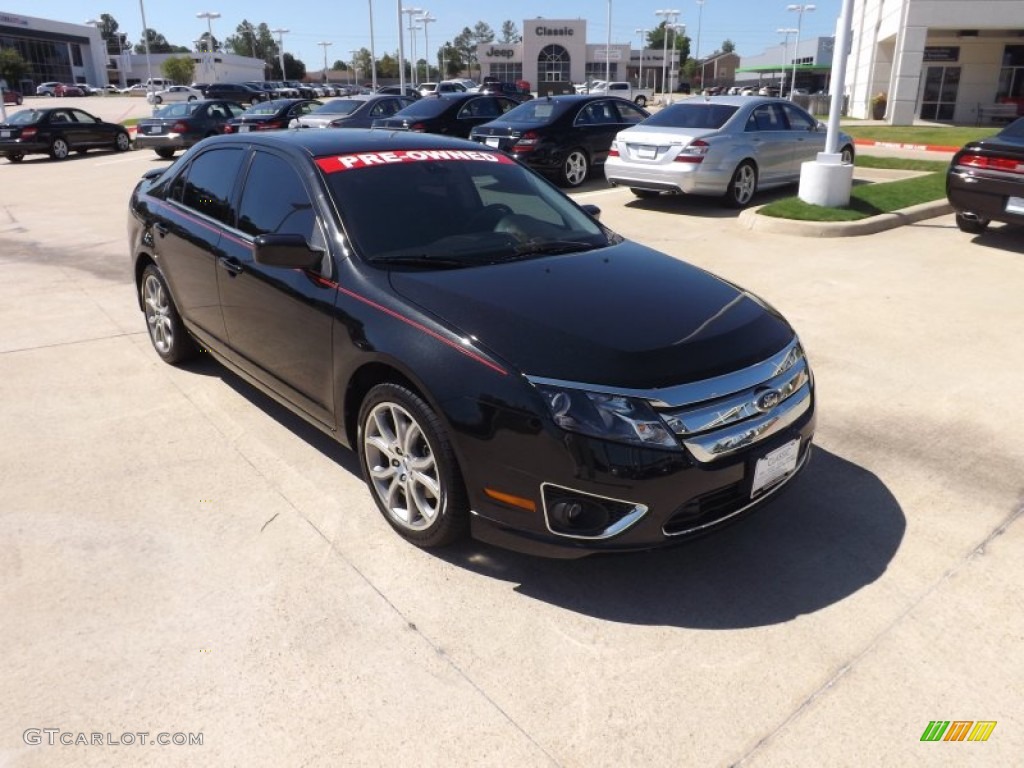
737,199 -> 953,237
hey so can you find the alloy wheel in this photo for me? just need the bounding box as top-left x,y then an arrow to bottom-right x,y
143,273 -> 174,355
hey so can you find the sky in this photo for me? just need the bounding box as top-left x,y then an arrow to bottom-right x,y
4,1 -> 843,67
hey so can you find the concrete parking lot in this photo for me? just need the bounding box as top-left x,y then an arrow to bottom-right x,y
0,103 -> 1022,767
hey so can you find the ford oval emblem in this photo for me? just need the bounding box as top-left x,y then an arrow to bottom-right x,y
754,388 -> 782,412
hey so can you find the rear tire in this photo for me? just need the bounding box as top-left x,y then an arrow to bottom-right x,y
358,383 -> 469,548
154,96 -> 162,105
955,212 -> 990,234
155,148 -> 176,159
7,152 -> 24,163
724,161 -> 757,208
140,264 -> 198,364
49,137 -> 70,160
558,148 -> 590,188
840,144 -> 854,164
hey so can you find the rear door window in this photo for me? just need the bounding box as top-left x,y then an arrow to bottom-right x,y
180,147 -> 245,226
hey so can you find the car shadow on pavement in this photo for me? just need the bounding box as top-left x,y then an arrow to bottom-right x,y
965,223 -> 1024,253
441,447 -> 906,629
622,186 -> 798,218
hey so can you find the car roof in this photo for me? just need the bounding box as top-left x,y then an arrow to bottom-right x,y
688,95 -> 794,107
198,126 -> 507,157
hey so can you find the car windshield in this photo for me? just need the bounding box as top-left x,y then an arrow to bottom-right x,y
319,151 -> 611,268
642,103 -> 738,129
498,99 -> 572,123
156,103 -> 200,118
5,110 -> 42,124
312,100 -> 363,116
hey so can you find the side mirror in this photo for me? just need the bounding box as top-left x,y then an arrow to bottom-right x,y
253,233 -> 324,269
580,203 -> 601,221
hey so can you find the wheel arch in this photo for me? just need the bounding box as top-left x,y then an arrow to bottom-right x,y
342,362 -> 424,449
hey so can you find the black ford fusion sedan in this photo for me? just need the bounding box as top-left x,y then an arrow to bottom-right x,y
946,117 -> 1024,234
0,107 -> 132,162
128,130 -> 815,557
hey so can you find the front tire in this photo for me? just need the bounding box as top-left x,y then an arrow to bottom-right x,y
558,148 -> 590,188
955,212 -> 990,234
114,131 -> 132,152
153,96 -> 163,104
724,161 -> 757,208
140,264 -> 197,364
358,383 -> 469,548
634,95 -> 647,107
49,137 -> 70,160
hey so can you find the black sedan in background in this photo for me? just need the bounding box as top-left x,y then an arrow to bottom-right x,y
372,93 -> 519,138
202,82 -> 269,105
223,99 -> 322,133
470,95 -> 649,187
294,95 -> 415,129
0,107 -> 132,162
946,117 -> 1024,234
135,100 -> 245,158
127,129 -> 815,557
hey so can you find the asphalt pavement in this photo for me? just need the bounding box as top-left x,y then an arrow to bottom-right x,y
1,96 -> 1021,767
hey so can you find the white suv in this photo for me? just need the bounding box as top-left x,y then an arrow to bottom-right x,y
36,81 -> 61,96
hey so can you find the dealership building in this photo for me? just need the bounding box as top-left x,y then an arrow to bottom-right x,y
847,0 -> 1024,124
477,19 -> 637,91
0,11 -> 262,92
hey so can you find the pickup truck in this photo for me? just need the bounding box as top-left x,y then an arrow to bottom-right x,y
588,81 -> 655,107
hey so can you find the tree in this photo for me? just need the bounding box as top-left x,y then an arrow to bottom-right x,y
352,48 -> 374,82
721,39 -> 735,54
136,29 -> 177,54
269,52 -> 306,81
473,22 -> 495,45
197,32 -> 220,53
500,20 -> 521,44
377,53 -> 398,80
0,47 -> 29,86
224,20 -> 277,61
441,41 -> 464,78
161,56 -> 195,85
647,23 -> 690,60
98,14 -> 129,55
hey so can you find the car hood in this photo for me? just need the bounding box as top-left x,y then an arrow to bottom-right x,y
388,241 -> 794,388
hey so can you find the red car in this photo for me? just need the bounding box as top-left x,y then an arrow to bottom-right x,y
54,83 -> 85,97
2,88 -> 23,105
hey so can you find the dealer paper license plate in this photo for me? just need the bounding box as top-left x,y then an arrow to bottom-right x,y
751,439 -> 800,497
485,137 -> 501,148
1005,196 -> 1024,215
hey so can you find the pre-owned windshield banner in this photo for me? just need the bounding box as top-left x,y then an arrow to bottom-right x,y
315,149 -> 515,173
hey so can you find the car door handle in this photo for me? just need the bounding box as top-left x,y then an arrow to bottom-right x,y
217,256 -> 243,276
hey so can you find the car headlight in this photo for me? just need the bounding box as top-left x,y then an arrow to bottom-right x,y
535,384 -> 678,449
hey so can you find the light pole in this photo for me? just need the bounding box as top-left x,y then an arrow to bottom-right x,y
694,0 -> 705,61
786,3 -> 815,97
654,9 -> 679,103
669,23 -> 685,98
138,0 -> 154,101
605,0 -> 612,84
196,12 -> 221,82
349,49 -> 358,85
272,27 -> 289,81
318,41 -> 332,83
419,12 -> 436,83
368,0 -> 378,89
400,6 -> 422,91
777,28 -> 797,94
635,28 -> 647,88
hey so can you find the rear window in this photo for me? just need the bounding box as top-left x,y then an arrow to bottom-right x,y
392,98 -> 452,118
643,103 -> 738,129
499,100 -> 571,123
314,100 -> 362,116
156,103 -> 199,118
6,110 -> 42,124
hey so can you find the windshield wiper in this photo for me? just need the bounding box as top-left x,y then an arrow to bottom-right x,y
366,254 -> 476,269
508,240 -> 601,258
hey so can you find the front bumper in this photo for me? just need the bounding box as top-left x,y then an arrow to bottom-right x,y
459,341 -> 817,558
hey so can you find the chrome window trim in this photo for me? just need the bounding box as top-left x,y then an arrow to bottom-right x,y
526,336 -> 803,409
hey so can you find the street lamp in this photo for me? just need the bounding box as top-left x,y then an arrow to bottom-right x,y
419,12 -> 436,83
400,6 -> 422,91
271,27 -> 289,81
368,0 -> 378,89
196,12 -> 221,82
635,28 -> 648,89
786,3 -> 815,97
318,41 -> 332,83
138,0 -> 155,102
605,0 -> 612,84
654,9 -> 680,103
777,28 -> 797,94
694,0 -> 705,61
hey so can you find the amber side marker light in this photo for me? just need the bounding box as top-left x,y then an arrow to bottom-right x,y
484,488 -> 537,512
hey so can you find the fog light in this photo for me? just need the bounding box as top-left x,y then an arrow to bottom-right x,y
542,484 -> 648,540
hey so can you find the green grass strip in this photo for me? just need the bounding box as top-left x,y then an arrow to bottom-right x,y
855,155 -> 948,172
758,172 -> 946,221
842,124 -> 996,146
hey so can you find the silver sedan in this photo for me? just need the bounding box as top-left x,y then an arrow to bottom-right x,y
605,96 -> 855,207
